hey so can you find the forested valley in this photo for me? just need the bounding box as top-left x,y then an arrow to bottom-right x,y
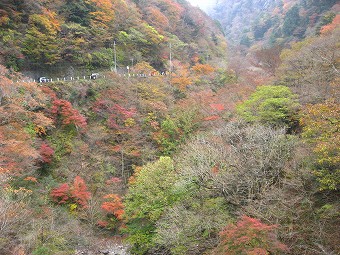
0,0 -> 339,254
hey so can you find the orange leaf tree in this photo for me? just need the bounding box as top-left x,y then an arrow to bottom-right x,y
214,215 -> 288,255
171,61 -> 193,91
71,176 -> 91,208
98,194 -> 125,230
51,176 -> 91,208
192,63 -> 215,76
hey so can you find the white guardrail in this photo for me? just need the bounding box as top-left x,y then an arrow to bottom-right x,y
14,71 -> 169,84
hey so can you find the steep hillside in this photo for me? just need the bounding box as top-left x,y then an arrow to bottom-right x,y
0,0 -> 226,72
0,60 -> 237,254
1,0 -> 339,255
211,0 -> 339,46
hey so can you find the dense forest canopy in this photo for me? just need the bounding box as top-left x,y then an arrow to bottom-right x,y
0,0 -> 226,72
0,0 -> 339,255
211,0 -> 339,47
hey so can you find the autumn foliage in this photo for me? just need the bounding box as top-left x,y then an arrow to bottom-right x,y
40,86 -> 87,131
320,14 -> 340,34
39,142 -> 54,164
301,100 -> 340,190
0,0 -> 339,254
51,99 -> 87,130
101,194 -> 124,220
0,65 -> 53,174
171,61 -> 193,91
214,215 -> 288,255
71,176 -> 92,208
51,183 -> 70,205
51,176 -> 91,208
192,63 -> 215,75
107,104 -> 137,130
98,194 -> 125,230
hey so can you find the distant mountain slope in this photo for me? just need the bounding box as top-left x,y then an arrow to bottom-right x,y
0,0 -> 226,71
210,0 -> 339,46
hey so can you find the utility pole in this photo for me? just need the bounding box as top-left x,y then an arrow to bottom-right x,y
127,66 -> 130,80
169,42 -> 172,73
113,40 -> 117,73
169,42 -> 172,84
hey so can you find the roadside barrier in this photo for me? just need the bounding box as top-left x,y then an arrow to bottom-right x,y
15,71 -> 168,84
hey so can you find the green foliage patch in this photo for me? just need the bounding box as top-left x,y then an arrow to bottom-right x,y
237,85 -> 300,128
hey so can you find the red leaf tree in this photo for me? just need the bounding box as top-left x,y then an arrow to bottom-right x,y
51,99 -> 87,130
101,194 -> 124,220
107,104 -> 137,131
214,215 -> 288,255
51,183 -> 70,205
41,87 -> 87,130
70,176 -> 91,208
50,176 -> 91,208
98,194 -> 125,230
39,142 -> 54,164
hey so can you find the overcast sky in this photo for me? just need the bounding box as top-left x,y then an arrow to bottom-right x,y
186,0 -> 215,11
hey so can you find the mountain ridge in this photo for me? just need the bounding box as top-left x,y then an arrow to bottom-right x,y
0,0 -> 226,72
210,0 -> 339,47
